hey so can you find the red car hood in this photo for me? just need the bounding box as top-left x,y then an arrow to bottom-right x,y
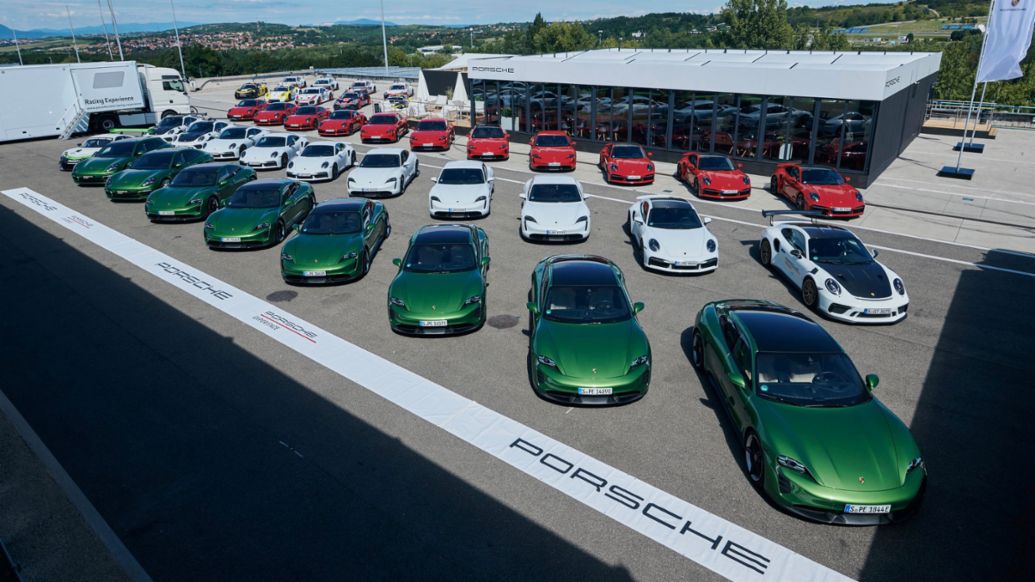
228,106 -> 256,116
362,124 -> 396,137
410,130 -> 448,141
700,170 -> 747,190
255,111 -> 286,121
808,184 -> 859,205
611,158 -> 653,174
469,138 -> 508,153
286,115 -> 316,124
532,146 -> 575,162
320,119 -> 350,128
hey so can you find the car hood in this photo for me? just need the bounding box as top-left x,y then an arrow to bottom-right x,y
177,131 -> 209,143
255,111 -> 284,119
75,156 -> 130,174
207,208 -> 280,233
535,319 -> 648,379
700,170 -> 748,190
411,130 -> 448,141
148,185 -> 216,206
759,398 -> 916,492
363,124 -> 396,135
350,167 -> 400,186
644,226 -> 713,258
390,270 -> 484,314
207,138 -> 245,150
284,233 -> 363,266
321,119 -> 349,127
62,146 -> 101,160
430,183 -> 490,206
808,184 -> 858,205
292,157 -> 334,172
287,115 -> 316,123
523,201 -> 588,226
243,147 -> 287,161
108,169 -> 169,188
611,158 -> 653,173
819,260 -> 893,299
532,146 -> 574,160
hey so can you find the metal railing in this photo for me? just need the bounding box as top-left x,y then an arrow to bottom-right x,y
926,99 -> 1035,130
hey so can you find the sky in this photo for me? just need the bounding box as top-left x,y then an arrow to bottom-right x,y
1,0 -> 893,30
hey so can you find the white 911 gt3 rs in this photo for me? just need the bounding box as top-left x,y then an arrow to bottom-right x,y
627,195 -> 718,273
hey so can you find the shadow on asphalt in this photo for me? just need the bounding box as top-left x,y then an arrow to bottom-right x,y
0,206 -> 633,581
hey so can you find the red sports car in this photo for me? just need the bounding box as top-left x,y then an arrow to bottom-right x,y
360,112 -> 407,143
466,125 -> 509,160
409,117 -> 453,151
253,102 -> 298,126
677,152 -> 751,200
284,106 -> 330,131
227,98 -> 268,122
529,131 -> 576,171
318,109 -> 367,137
334,91 -> 370,111
771,163 -> 865,218
598,142 -> 655,185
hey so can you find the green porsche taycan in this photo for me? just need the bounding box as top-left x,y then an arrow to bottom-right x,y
387,224 -> 490,335
105,147 -> 212,201
281,198 -> 391,284
145,163 -> 256,222
204,178 -> 315,250
690,299 -> 926,524
527,255 -> 651,405
71,136 -> 171,186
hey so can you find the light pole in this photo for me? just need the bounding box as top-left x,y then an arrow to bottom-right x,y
170,0 -> 187,81
97,0 -> 114,60
67,6 -> 81,63
380,0 -> 389,75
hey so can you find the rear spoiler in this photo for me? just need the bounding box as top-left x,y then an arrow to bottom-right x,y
761,209 -> 825,225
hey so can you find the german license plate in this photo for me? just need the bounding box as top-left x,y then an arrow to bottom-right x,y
578,387 -> 612,396
834,207 -> 851,212
675,260 -> 698,267
722,189 -> 737,194
222,237 -> 241,243
628,175 -> 641,180
548,162 -> 560,167
298,174 -> 311,179
482,153 -> 494,157
159,211 -> 175,216
546,230 -> 560,235
419,320 -> 447,327
864,307 -> 893,315
844,504 -> 890,514
303,270 -> 326,277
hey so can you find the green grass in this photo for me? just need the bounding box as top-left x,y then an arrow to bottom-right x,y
849,17 -> 986,38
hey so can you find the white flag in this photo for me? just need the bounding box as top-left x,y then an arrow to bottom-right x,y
976,0 -> 1035,82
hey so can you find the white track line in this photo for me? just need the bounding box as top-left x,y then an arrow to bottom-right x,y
876,182 -> 1035,207
2,187 -> 851,582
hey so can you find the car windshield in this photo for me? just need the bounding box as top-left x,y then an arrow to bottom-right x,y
82,137 -> 112,148
438,168 -> 484,185
755,352 -> 869,407
219,127 -> 247,139
316,79 -> 331,85
302,145 -> 335,157
171,167 -> 219,186
155,117 -> 182,129
528,183 -> 580,203
404,242 -> 477,273
342,92 -> 360,100
296,106 -> 318,115
360,154 -> 400,168
303,88 -> 321,94
185,122 -> 214,133
95,141 -> 137,157
698,156 -> 735,171
302,209 -> 362,235
418,120 -> 447,131
544,285 -> 631,324
612,145 -> 644,159
266,103 -> 291,111
808,236 -> 873,265
273,86 -> 289,93
240,84 -> 256,90
130,151 -> 176,170
471,126 -> 504,139
330,110 -> 354,119
227,186 -> 281,208
534,135 -> 569,147
237,99 -> 258,107
391,84 -> 406,90
369,115 -> 397,125
801,168 -> 844,185
647,205 -> 703,229
255,136 -> 286,148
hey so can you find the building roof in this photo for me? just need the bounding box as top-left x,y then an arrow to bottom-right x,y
467,48 -> 941,101
437,53 -> 512,71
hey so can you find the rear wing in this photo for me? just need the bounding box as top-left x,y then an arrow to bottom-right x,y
761,209 -> 825,225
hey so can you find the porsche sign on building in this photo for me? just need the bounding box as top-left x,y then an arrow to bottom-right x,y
467,49 -> 941,186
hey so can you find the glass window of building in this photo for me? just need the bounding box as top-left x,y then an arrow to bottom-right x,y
732,94 -> 765,159
707,94 -> 737,154
817,100 -> 875,171
765,96 -> 816,162
629,88 -> 653,146
815,99 -> 848,169
573,86 -> 594,138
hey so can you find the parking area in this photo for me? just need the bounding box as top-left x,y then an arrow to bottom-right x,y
1,76 -> 1034,581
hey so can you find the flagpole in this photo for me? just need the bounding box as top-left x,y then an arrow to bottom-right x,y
12,29 -> 23,66
67,6 -> 81,63
950,0 -> 996,172
98,0 -> 114,60
967,81 -> 989,146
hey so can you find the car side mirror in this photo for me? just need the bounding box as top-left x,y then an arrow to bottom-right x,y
570,141 -> 577,146
737,162 -> 744,169
76,142 -> 82,146
292,223 -> 301,232
481,256 -> 491,267
633,301 -> 645,314
845,176 -> 852,183
526,301 -> 539,315
633,216 -> 643,224
790,249 -> 803,259
647,152 -> 653,157
430,177 -> 438,183
519,192 -> 527,199
871,248 -> 879,258
703,217 -> 712,225
865,373 -> 879,392
528,139 -> 535,146
392,258 -> 402,267
729,372 -> 747,391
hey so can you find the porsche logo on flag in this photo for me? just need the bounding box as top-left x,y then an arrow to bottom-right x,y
858,476 -> 865,484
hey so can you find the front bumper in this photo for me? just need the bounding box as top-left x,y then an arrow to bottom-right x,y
243,158 -> 283,170
467,149 -> 509,160
205,228 -> 275,249
532,361 -> 650,405
146,203 -> 205,222
348,183 -> 400,197
522,222 -> 589,242
254,118 -> 283,126
227,113 -> 253,121
644,254 -> 718,274
361,133 -> 399,143
608,173 -> 655,185
530,158 -> 576,171
811,203 -> 865,219
209,150 -> 240,160
282,258 -> 362,285
59,156 -> 86,171
700,186 -> 751,200
287,169 -> 333,182
106,186 -> 157,201
411,140 -> 450,151
429,201 -> 489,219
319,126 -> 352,136
72,171 -> 114,185
819,293 -> 909,324
388,302 -> 484,336
285,122 -> 315,131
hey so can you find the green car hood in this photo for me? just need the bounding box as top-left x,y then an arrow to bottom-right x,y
759,398 -> 917,492
207,207 -> 280,234
74,156 -> 131,175
284,233 -> 364,267
108,168 -> 170,188
535,319 -> 648,379
148,185 -> 217,206
390,270 -> 483,314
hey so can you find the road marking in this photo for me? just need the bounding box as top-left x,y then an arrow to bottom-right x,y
877,182 -> 1035,207
3,187 -> 852,582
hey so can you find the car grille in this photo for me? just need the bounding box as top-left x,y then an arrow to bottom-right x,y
647,257 -> 718,271
702,188 -> 751,197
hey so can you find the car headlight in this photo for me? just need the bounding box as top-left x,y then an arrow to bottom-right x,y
229,143 -> 237,150
107,162 -> 122,171
855,190 -> 864,202
524,216 -> 537,224
536,355 -> 557,368
204,222 -> 215,229
647,163 -> 654,172
270,152 -> 279,158
389,296 -> 406,307
255,222 -> 270,231
385,177 -> 398,184
706,239 -> 717,253
281,253 -> 293,262
463,295 -> 482,305
321,161 -> 329,168
742,176 -> 750,185
824,277 -> 842,295
777,455 -> 809,474
142,176 -> 157,186
342,251 -> 359,260
566,153 -> 575,160
894,278 -> 906,295
702,176 -> 711,185
906,456 -> 924,472
474,196 -> 487,203
576,215 -> 589,224
610,163 -> 618,171
809,191 -> 820,202
348,177 -> 356,183
629,355 -> 649,368
648,238 -> 660,252
188,197 -> 202,206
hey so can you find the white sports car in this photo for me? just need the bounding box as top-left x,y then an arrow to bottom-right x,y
173,120 -> 230,149
155,115 -> 203,142
627,196 -> 718,273
347,148 -> 419,197
283,75 -> 306,89
519,175 -> 591,242
240,133 -> 308,170
383,82 -> 413,99
59,133 -> 130,170
428,160 -> 494,218
203,126 -> 267,160
758,210 -> 909,324
314,76 -> 339,91
287,141 -> 356,182
296,87 -> 331,105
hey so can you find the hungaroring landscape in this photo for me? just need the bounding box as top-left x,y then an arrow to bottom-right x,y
0,0 -> 1032,581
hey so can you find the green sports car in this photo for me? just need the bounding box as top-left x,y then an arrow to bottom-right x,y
690,299 -> 926,524
145,163 -> 256,222
71,136 -> 171,185
204,178 -> 315,250
281,198 -> 391,284
387,224 -> 490,335
106,147 -> 212,201
527,255 -> 651,405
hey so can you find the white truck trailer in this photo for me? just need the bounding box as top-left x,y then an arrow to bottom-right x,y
0,61 -> 192,143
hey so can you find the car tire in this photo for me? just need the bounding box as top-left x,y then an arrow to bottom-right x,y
796,193 -> 806,210
802,277 -> 819,309
205,197 -> 219,217
280,154 -> 288,169
770,176 -> 779,195
360,249 -> 370,277
691,176 -> 699,194
690,328 -> 705,370
760,239 -> 773,267
350,152 -> 356,167
744,431 -> 765,489
414,160 -> 420,178
274,220 -> 286,244
331,164 -> 338,179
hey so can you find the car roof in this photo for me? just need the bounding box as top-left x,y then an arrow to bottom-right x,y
799,224 -> 854,239
244,178 -> 293,188
314,198 -> 366,211
184,162 -> 238,170
648,198 -> 693,210
442,160 -> 484,170
367,147 -> 404,155
258,132 -> 293,139
732,308 -> 842,353
414,224 -> 473,244
530,174 -> 580,186
548,256 -> 619,286
370,112 -> 399,118
418,117 -> 447,122
535,130 -> 569,136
